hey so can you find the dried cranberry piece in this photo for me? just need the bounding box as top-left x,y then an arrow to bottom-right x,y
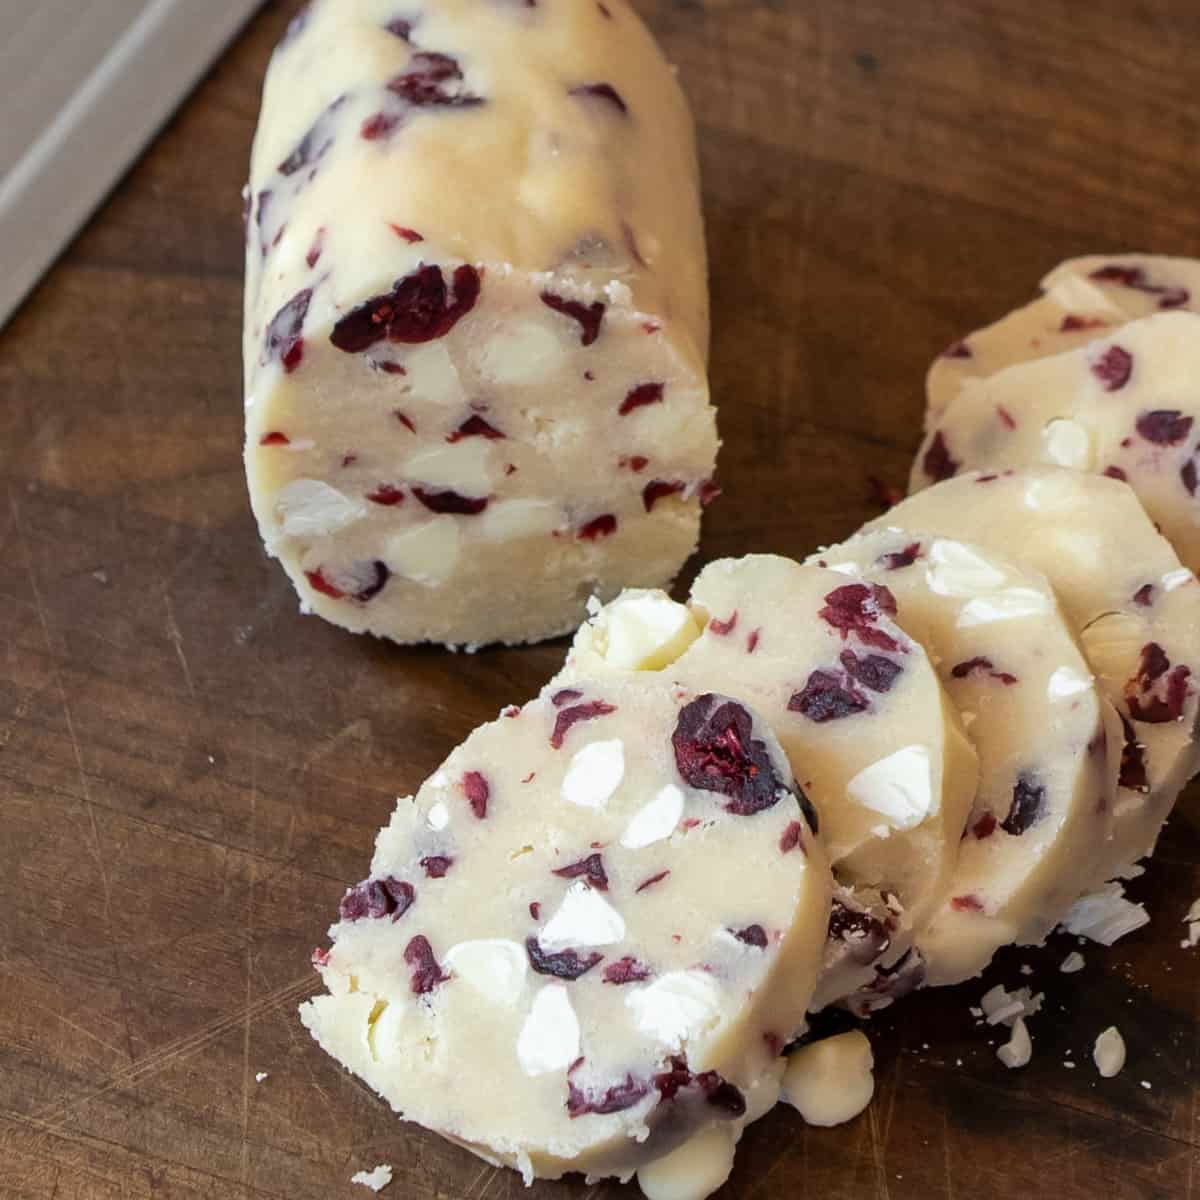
643,481 -> 685,512
306,227 -> 326,268
950,656 -> 1017,685
579,514 -> 617,540
551,701 -> 617,749
672,694 -> 783,816
1091,345 -> 1133,391
1001,772 -> 1045,835
942,340 -> 972,359
387,52 -> 483,107
361,112 -> 402,140
1089,264 -> 1190,309
525,938 -> 603,980
1136,410 -> 1193,446
569,82 -> 629,114
389,224 -> 424,243
620,382 -> 664,416
413,487 -> 489,515
447,414 -> 505,442
696,1072 -> 746,1116
827,898 -> 891,964
819,583 -> 900,652
1104,465 -> 1128,481
551,688 -> 584,708
603,956 -> 652,984
552,852 -> 609,891
1126,642 -> 1191,724
404,935 -> 449,994
698,479 -> 722,506
385,17 -> 414,40
709,611 -> 738,636
540,291 -> 605,346
636,869 -> 670,892
878,541 -> 921,570
839,649 -> 902,694
731,924 -> 768,948
330,265 -> 481,352
278,98 -> 345,176
567,1075 -> 650,1117
922,430 -> 959,482
951,894 -> 984,912
1118,714 -> 1149,792
305,561 -> 390,603
972,812 -> 997,839
653,1056 -> 692,1102
779,821 -> 805,853
1133,583 -> 1155,607
788,669 -> 869,723
623,454 -> 649,472
1059,314 -> 1108,332
867,475 -> 904,509
259,431 -> 290,446
339,877 -> 415,922
462,771 -> 489,819
305,568 -> 346,600
255,189 -> 273,258
747,629 -> 761,654
394,410 -> 417,432
1184,456 -> 1199,497
263,287 -> 312,372
420,856 -> 453,878
366,484 -> 405,506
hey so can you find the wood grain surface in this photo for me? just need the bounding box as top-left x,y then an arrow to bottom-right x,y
2,1 -> 1199,1196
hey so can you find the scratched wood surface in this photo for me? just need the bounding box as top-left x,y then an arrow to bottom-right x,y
2,0 -> 1200,1196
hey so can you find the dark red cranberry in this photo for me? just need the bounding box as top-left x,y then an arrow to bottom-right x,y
1118,714 -> 1149,792
972,812 -> 997,839
819,584 -> 900,653
569,83 -> 628,114
642,481 -> 685,512
1133,583 -> 1155,607
330,265 -> 481,351
366,484 -> 405,506
339,877 -> 415,922
603,957 -> 652,984
306,227 -> 326,268
1059,314 -> 1108,332
541,291 -> 605,345
867,475 -> 904,509
1001,772 -> 1045,835
827,899 -> 892,964
839,649 -> 903,693
552,853 -> 609,891
525,937 -> 603,980
259,431 -> 290,446
731,924 -> 768,948
942,340 -> 972,359
696,1072 -> 746,1116
779,821 -> 805,853
996,405 -> 1017,431
447,414 -> 505,442
463,771 -> 490,819
361,112 -> 402,140
1104,465 -> 1128,481
950,656 -> 1017,685
1126,642 -> 1191,723
404,935 -> 449,994
567,1075 -> 650,1117
1091,345 -> 1133,391
551,688 -> 584,708
1089,264 -> 1190,309
636,869 -> 671,892
923,431 -> 959,482
255,189 -> 274,258
878,541 -> 921,570
698,479 -> 722,506
1184,456 -> 1198,497
277,96 -> 346,175
311,946 -> 330,968
788,669 -> 869,722
550,700 -> 617,749
579,514 -> 617,540
747,629 -> 761,654
394,410 -> 417,432
529,901 -> 541,919
951,894 -> 984,912
387,52 -> 483,106
620,382 -> 664,416
385,17 -> 414,40
305,561 -> 389,602
263,288 -> 312,372
389,224 -> 424,243
621,455 -> 649,473
420,856 -> 453,878
1136,410 -> 1193,446
709,611 -> 738,636
413,487 -> 489,515
672,694 -> 784,816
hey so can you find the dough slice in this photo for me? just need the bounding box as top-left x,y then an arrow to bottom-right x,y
552,555 -> 979,1010
868,467 -> 1200,880
301,678 -> 830,1184
813,530 -> 1122,985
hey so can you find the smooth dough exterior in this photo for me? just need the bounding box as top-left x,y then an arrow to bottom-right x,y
814,530 -> 1121,985
867,467 -> 1200,881
243,0 -> 715,647
926,253 -> 1200,429
300,679 -> 830,1184
552,556 -> 980,1010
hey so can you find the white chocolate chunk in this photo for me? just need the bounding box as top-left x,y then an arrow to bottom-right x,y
517,985 -> 580,1076
621,785 -> 685,849
780,1031 -> 875,1126
637,1124 -> 736,1200
444,939 -> 528,1007
926,539 -> 1008,595
478,499 -> 562,543
592,590 -> 703,671
1060,951 -> 1085,973
956,587 -> 1051,627
626,971 -> 723,1050
1047,667 -> 1092,700
386,516 -> 461,585
996,1018 -> 1032,1069
351,1164 -> 394,1192
1041,418 -> 1091,469
275,479 -> 365,538
1093,1026 -> 1126,1078
846,746 -> 933,830
561,739 -> 626,810
1062,882 -> 1150,945
540,882 -> 626,949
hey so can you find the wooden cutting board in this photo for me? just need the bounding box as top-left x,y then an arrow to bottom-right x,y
2,1 -> 1199,1196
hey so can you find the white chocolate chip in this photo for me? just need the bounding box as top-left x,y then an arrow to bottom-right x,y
626,970 -> 722,1050
561,739 -> 626,810
427,801 -> 450,831
517,985 -> 580,1076
404,438 -> 494,492
367,1002 -> 406,1062
1046,666 -> 1092,701
1093,1026 -> 1126,1078
780,1031 -> 875,1126
926,539 -> 1008,596
845,745 -> 934,829
276,479 -> 366,537
621,785 -> 685,849
402,341 -> 466,406
957,587 -> 1052,627
478,499 -> 562,542
444,940 -> 528,1007
1041,418 -> 1091,469
473,321 -> 563,385
1062,882 -> 1150,945
1162,568 -> 1195,592
351,1164 -> 394,1192
826,561 -> 860,576
996,1018 -> 1032,1069
637,1123 -> 736,1200
1059,951 -> 1085,973
1045,274 -> 1123,317
386,516 -> 462,585
540,881 -> 626,948
596,591 -> 702,670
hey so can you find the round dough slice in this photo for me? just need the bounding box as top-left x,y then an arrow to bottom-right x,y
813,530 -> 1122,985
300,678 -> 830,1184
244,0 -> 715,647
867,467 -> 1200,882
914,311 -> 1200,573
552,555 -> 979,1010
926,253 -> 1200,428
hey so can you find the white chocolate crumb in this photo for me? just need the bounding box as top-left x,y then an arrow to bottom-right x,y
1060,951 -> 1085,974
255,1072 -> 268,1083
996,1018 -> 1032,1069
1093,1027 -> 1126,1078
351,1164 -> 393,1191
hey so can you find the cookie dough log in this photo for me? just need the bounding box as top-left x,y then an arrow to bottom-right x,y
243,0 -> 715,647
300,679 -> 830,1186
866,468 -> 1200,883
550,556 -> 980,1012
914,312 -> 1200,573
926,254 -> 1200,429
813,530 -> 1122,985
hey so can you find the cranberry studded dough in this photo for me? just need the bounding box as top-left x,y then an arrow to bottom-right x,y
926,254 -> 1200,429
243,0 -> 715,646
866,467 -> 1200,884
551,556 -> 980,1010
813,531 -> 1122,985
300,679 -> 830,1185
